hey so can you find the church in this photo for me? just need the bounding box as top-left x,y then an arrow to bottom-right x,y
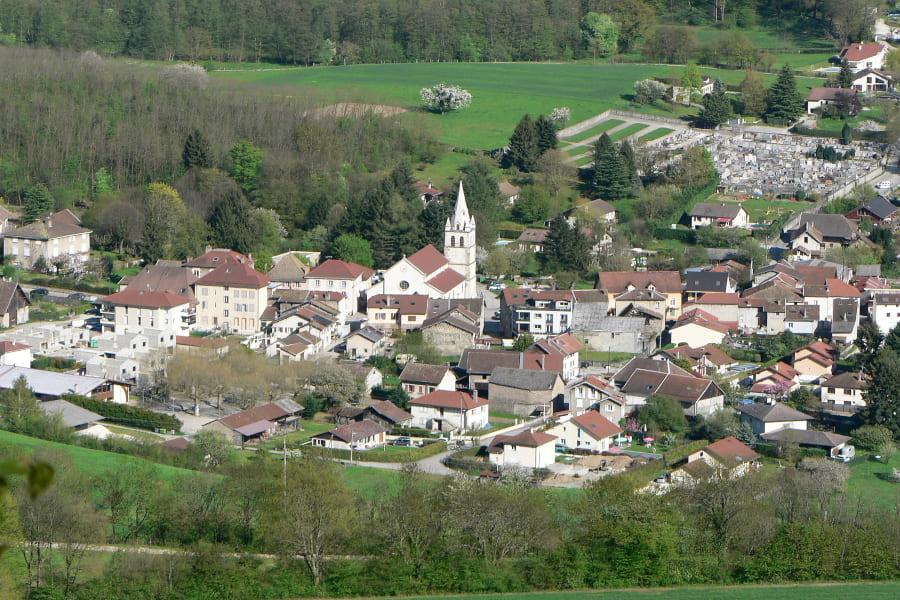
372,181 -> 477,300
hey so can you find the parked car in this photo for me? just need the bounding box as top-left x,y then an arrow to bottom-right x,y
878,180 -> 892,190
30,288 -> 49,299
67,292 -> 86,305
390,437 -> 412,447
487,281 -> 506,291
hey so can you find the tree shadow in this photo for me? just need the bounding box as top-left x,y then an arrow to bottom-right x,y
873,471 -> 900,483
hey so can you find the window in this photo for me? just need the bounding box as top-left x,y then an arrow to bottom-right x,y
450,236 -> 456,247
224,296 -> 229,303
224,310 -> 229,317
400,280 -> 410,290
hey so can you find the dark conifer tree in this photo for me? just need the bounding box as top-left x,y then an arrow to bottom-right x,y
210,189 -> 257,254
536,114 -> 558,154
508,114 -> 540,172
592,133 -> 629,199
183,129 -> 212,169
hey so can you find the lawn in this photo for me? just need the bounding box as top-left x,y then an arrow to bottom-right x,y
402,582 -> 900,600
0,429 -> 197,481
609,122 -> 649,142
259,419 -> 335,449
641,127 -> 675,141
214,62 -> 817,150
562,119 -> 625,143
846,453 -> 900,510
341,464 -> 444,498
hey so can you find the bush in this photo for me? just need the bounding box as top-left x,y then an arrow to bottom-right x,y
31,356 -> 76,371
62,393 -> 182,432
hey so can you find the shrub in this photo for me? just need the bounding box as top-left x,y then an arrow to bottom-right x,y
62,393 -> 182,432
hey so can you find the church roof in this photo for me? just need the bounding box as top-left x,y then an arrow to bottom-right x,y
427,269 -> 466,293
407,245 -> 449,275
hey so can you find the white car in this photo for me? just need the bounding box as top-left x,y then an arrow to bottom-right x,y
877,180 -> 892,190
487,281 -> 506,291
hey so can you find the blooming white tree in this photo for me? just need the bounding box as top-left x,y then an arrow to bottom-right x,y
550,106 -> 570,127
633,79 -> 668,105
420,83 -> 472,113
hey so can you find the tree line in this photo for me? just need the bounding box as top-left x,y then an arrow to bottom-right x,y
0,0 -> 867,66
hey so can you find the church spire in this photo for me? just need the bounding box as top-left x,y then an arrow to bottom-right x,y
447,180 -> 474,231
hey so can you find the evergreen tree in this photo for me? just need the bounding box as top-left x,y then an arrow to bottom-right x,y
210,189 -> 258,255
416,199 -> 453,251
619,140 -> 642,196
182,129 -> 212,169
699,88 -> 733,127
591,133 -> 629,199
841,122 -> 853,145
23,183 -> 54,224
460,156 -> 504,226
389,160 -> 419,204
838,60 -> 853,89
540,214 -> 591,272
508,114 -> 540,172
535,114 -> 558,154
766,63 -> 804,124
862,348 -> 900,437
713,76 -> 725,93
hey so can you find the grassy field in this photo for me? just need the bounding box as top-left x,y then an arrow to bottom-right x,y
562,119 -> 625,143
609,122 -> 649,142
0,429 -> 197,481
846,453 -> 900,510
401,582 -> 900,600
641,127 -> 675,141
213,63 -> 824,149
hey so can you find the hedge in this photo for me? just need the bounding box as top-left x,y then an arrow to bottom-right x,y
62,393 -> 182,432
299,439 -> 447,463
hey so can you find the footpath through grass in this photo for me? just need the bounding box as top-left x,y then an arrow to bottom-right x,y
402,582 -> 900,600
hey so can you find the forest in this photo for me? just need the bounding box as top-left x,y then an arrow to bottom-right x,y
0,0 -> 874,65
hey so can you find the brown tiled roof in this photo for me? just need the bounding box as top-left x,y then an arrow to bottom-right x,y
671,309 -> 732,334
421,310 -> 480,335
822,371 -> 870,390
410,390 -> 487,410
101,289 -> 193,309
570,410 -> 622,440
498,181 -> 522,198
785,304 -> 819,321
457,348 -> 565,376
596,270 -> 682,294
737,401 -> 811,423
399,362 -> 451,385
621,370 -> 723,404
704,436 -> 760,467
407,245 -> 448,275
8,210 -> 90,240
313,420 -> 386,444
839,42 -> 885,61
197,262 -> 269,288
807,86 -> 852,102
159,436 -> 191,452
184,248 -> 249,268
218,402 -> 293,430
661,343 -> 734,367
426,268 -> 466,293
121,264 -> 197,298
680,459 -> 717,479
517,228 -> 550,243
0,281 -> 28,315
0,340 -> 29,354
368,400 -> 412,424
307,258 -> 374,280
613,357 -> 691,387
367,294 -> 429,315
267,253 -> 309,282
490,430 -> 556,452
695,292 -> 740,305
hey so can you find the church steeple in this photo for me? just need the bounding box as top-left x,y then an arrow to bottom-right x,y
446,181 -> 475,232
444,180 -> 477,297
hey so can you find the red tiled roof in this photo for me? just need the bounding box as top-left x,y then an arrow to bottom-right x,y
313,420 -> 386,443
307,258 -> 374,280
184,248 -> 249,269
695,292 -> 740,305
570,410 -> 622,440
824,278 -> 861,298
0,341 -> 29,354
839,42 -> 885,62
411,390 -> 487,410
367,294 -> 429,315
426,268 -> 466,293
518,228 -> 550,243
407,245 -> 448,275
101,289 -> 193,309
704,436 -> 760,466
399,362 -> 451,385
596,270 -> 682,294
197,262 -> 269,288
672,308 -> 732,334
491,430 -> 556,450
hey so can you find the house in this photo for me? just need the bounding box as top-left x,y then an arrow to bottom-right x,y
870,291 -> 900,333
750,362 -> 800,396
99,289 -> 196,340
408,389 -> 489,434
737,401 -> 812,436
571,313 -> 652,355
335,399 -> 412,429
399,361 -> 457,399
517,228 -> 549,252
3,210 -> 91,272
547,410 -> 623,452
658,344 -> 735,377
488,367 -> 564,416
619,369 -> 725,418
671,436 -> 760,484
784,304 -> 819,335
366,294 -> 430,332
565,375 -> 628,419
563,198 -> 617,225
788,214 -> 858,258
501,288 -> 607,338
684,270 -> 736,299
414,181 -> 443,204
344,327 -> 387,359
120,262 -> 197,299
688,203 -> 750,230
850,68 -> 893,93
690,292 -> 740,324
305,258 -> 374,311
0,205 -> 13,233
0,341 -> 32,368
311,420 -> 386,450
805,86 -> 859,114
85,356 -> 139,382
184,247 -> 252,278
266,252 -> 310,290
373,182 -> 476,299
0,366 -> 130,403
820,371 -> 869,413
39,399 -> 102,430
528,332 -> 584,381
838,42 -> 888,70
457,348 -> 566,392
596,271 -> 683,319
613,357 -> 693,387
421,305 -> 481,356
801,278 -> 861,323
847,196 -> 898,224
790,341 -> 836,382
487,430 -> 557,470
669,309 -> 732,347
760,427 -> 852,458
194,262 -> 269,335
338,361 -> 383,395
0,281 -> 30,327
499,181 -> 522,205
201,399 -> 304,445
830,298 -> 859,344
668,75 -> 715,103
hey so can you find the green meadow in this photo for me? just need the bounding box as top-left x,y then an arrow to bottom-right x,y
212,63 -> 821,150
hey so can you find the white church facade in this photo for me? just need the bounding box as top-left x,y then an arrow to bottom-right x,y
373,182 -> 477,300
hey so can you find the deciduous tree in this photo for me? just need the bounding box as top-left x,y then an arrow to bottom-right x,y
420,83 -> 472,113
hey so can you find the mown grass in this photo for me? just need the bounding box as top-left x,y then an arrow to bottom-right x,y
403,582 -> 900,600
846,453 -> 900,510
563,119 -> 625,143
641,127 -> 675,141
213,62 -> 825,149
609,122 -> 649,142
